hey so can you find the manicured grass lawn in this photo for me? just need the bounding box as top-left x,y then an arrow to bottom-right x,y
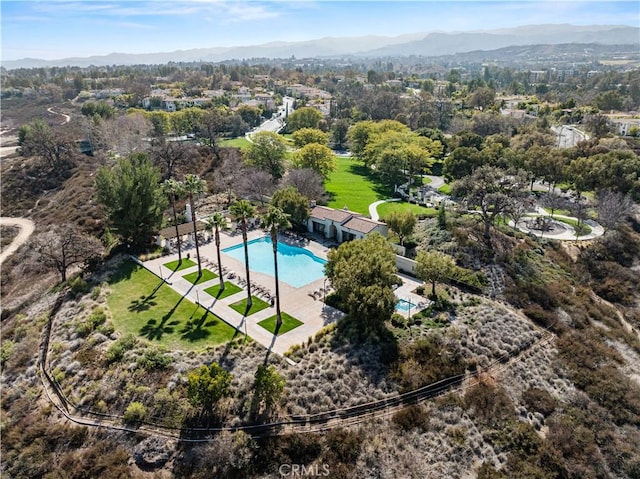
106,261 -> 236,350
203,281 -> 242,300
229,296 -> 271,316
183,269 -> 217,285
219,137 -> 251,150
164,258 -> 196,272
553,217 -> 592,236
438,184 -> 452,195
258,312 -> 303,335
377,202 -> 438,218
325,156 -> 392,215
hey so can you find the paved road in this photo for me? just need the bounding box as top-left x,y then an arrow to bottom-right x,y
0,217 -> 35,264
246,96 -> 294,142
551,125 -> 589,148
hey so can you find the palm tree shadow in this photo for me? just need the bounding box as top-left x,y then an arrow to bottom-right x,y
128,294 -> 157,312
262,323 -> 282,365
180,308 -> 220,341
140,316 -> 180,341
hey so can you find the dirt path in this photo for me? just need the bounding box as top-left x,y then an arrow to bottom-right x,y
0,217 -> 35,265
47,107 -> 71,125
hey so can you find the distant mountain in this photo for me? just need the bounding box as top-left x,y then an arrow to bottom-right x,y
360,24 -> 639,57
2,24 -> 638,69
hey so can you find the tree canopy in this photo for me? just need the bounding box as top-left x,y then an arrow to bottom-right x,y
244,131 -> 287,179
187,362 -> 233,414
291,127 -> 329,148
270,186 -> 309,228
95,153 -> 167,248
326,233 -> 399,332
285,107 -> 323,132
293,143 -> 336,179
384,210 -> 417,246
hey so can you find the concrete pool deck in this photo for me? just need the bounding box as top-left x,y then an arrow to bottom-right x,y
142,229 -> 345,357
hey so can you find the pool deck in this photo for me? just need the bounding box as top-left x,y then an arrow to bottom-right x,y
142,229 -> 344,358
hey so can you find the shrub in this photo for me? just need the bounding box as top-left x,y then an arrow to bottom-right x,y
464,380 -> 515,426
522,387 -> 558,417
68,276 -> 90,295
325,428 -> 363,463
390,313 -> 406,328
137,349 -> 172,371
1,340 -> 15,366
75,307 -> 107,337
392,404 -> 429,431
105,334 -> 137,364
123,401 -> 147,424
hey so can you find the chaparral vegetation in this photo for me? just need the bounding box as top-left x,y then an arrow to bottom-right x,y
2,25 -> 640,479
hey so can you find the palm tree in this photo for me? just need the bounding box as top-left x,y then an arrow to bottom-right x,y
161,178 -> 186,265
205,212 -> 229,293
183,174 -> 207,277
262,206 -> 291,330
230,200 -> 256,309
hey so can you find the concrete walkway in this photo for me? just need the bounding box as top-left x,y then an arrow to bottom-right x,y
142,230 -> 343,357
513,207 -> 604,241
369,198 -> 400,221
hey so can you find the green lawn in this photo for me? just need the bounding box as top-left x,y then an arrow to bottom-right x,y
258,312 -> 303,335
106,261 -> 236,350
229,296 -> 271,316
438,184 -> 452,195
182,269 -> 217,285
553,217 -> 592,236
377,201 -> 438,219
164,258 -> 196,272
219,137 -> 251,150
325,156 -> 392,215
203,281 -> 242,300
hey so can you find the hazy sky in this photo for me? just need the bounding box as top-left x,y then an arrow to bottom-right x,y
2,0 -> 638,61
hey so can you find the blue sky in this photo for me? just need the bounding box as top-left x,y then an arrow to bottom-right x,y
1,1 -> 638,60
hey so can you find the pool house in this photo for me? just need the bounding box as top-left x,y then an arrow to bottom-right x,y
307,205 -> 388,243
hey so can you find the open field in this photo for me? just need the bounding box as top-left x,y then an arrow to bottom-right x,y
377,202 -> 438,218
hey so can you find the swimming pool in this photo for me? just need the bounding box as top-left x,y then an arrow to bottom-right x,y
395,298 -> 415,312
222,236 -> 326,288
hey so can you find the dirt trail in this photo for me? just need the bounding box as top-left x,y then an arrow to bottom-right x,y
0,217 -> 35,265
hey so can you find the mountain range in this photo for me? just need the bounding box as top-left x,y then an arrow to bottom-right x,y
2,24 -> 638,70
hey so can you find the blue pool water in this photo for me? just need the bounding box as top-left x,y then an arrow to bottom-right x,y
395,298 -> 415,312
222,236 -> 326,288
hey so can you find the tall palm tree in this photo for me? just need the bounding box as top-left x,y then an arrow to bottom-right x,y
262,206 -> 291,330
161,178 -> 186,265
205,212 -> 229,293
230,200 -> 256,309
183,174 -> 207,277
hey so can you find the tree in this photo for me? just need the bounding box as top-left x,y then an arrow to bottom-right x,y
183,174 -> 208,277
196,108 -> 226,160
152,137 -> 191,181
443,146 -> 484,181
284,168 -> 327,203
468,86 -> 496,110
31,225 -> 103,283
262,207 -> 291,330
415,250 -> 456,299
584,113 -> 611,138
293,143 -> 336,178
271,186 -> 310,228
251,364 -> 285,421
205,212 -> 229,292
161,179 -> 186,264
325,233 -> 399,332
18,119 -> 74,170
384,211 -> 416,246
244,131 -> 287,179
285,107 -> 323,132
96,153 -> 167,249
230,200 -> 256,309
291,127 -> 329,148
187,362 -> 232,414
452,166 -> 528,242
238,168 -> 276,206
596,189 -> 635,233
331,119 -> 350,149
